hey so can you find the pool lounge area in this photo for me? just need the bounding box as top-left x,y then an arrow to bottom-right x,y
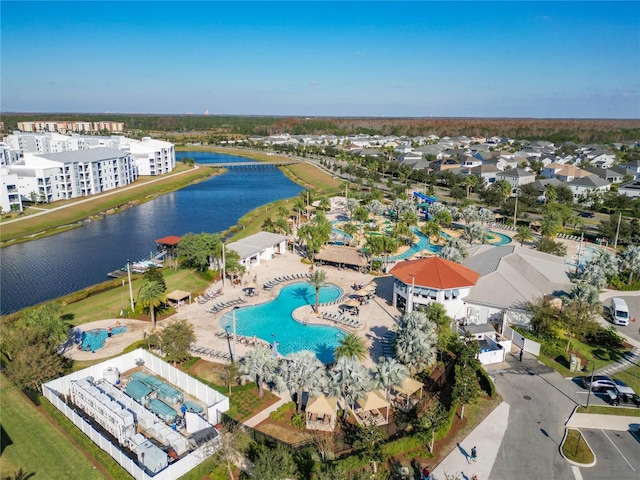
220,282 -> 345,363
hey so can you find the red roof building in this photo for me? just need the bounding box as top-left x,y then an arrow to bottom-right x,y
155,235 -> 182,247
390,257 -> 480,317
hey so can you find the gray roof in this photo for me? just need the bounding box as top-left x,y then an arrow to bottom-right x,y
35,148 -> 129,164
226,231 -> 288,260
567,176 -> 610,188
462,245 -> 573,309
498,168 -> 534,178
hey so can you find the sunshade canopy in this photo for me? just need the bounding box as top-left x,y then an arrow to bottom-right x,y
306,395 -> 338,415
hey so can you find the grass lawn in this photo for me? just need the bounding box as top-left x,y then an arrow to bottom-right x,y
613,361 -> 640,391
562,429 -> 595,464
0,164 -> 215,245
281,163 -> 343,194
0,375 -> 106,480
189,360 -> 280,422
577,405 -> 640,416
60,268 -> 211,325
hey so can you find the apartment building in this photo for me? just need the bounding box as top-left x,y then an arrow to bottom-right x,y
17,120 -> 124,134
13,149 -> 137,203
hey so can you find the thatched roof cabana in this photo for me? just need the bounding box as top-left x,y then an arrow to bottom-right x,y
166,290 -> 191,306
315,246 -> 369,270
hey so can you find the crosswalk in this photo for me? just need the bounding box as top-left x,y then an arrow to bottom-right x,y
594,347 -> 640,376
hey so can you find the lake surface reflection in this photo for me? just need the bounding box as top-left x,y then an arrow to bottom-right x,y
0,152 -> 302,314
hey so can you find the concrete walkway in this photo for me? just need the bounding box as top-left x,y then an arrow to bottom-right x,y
243,391 -> 292,428
431,402 -> 510,480
566,412 -> 640,431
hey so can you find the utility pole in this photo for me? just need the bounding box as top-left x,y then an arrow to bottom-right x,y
576,231 -> 584,273
585,361 -> 596,408
126,259 -> 134,311
513,189 -> 519,228
613,212 -> 622,250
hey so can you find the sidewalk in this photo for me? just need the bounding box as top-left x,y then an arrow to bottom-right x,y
243,391 -> 292,428
431,402 -> 510,480
566,412 -> 640,431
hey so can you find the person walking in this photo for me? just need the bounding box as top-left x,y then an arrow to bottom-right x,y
422,466 -> 430,479
519,348 -> 523,362
470,446 -> 477,463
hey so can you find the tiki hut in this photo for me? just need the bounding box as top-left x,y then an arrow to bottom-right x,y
315,246 -> 369,272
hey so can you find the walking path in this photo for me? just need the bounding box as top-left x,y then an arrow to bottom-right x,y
243,392 -> 292,428
566,411 -> 640,431
431,402 -> 509,480
594,347 -> 640,376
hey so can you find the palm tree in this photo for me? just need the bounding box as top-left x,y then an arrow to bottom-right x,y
276,351 -> 327,413
562,282 -> 601,352
420,220 -> 442,243
2,468 -> 35,480
375,357 -> 407,400
461,222 -> 485,245
460,206 -> 479,224
394,329 -> 437,375
307,269 -> 328,314
464,175 -> 478,198
239,346 -> 278,398
437,242 -> 466,264
618,245 -> 640,284
514,225 -> 534,246
328,356 -> 374,410
334,333 -> 368,361
137,281 -> 166,330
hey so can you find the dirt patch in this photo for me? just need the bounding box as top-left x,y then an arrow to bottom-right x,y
189,359 -> 230,385
255,416 -> 314,445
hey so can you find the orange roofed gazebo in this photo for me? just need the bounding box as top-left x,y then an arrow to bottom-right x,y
389,257 -> 480,318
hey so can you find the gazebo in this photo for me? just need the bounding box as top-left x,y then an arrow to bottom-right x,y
354,390 -> 390,426
315,246 -> 369,272
306,395 -> 338,432
391,377 -> 424,412
165,290 -> 192,307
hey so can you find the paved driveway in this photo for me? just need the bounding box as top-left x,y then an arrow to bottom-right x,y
579,428 -> 640,480
487,356 -> 576,480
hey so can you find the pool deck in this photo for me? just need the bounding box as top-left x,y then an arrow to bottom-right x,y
63,249 -> 403,368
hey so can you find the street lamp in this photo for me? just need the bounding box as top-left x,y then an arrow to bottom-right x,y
408,274 -> 415,313
231,306 -> 239,361
512,188 -> 520,228
585,361 -> 596,409
126,259 -> 134,311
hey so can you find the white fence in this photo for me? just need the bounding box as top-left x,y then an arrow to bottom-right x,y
41,349 -> 227,479
503,324 -> 541,356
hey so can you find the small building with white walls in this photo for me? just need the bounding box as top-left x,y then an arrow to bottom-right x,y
225,231 -> 289,270
389,257 -> 480,319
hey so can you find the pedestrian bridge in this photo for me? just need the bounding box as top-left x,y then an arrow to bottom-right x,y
207,160 -> 299,169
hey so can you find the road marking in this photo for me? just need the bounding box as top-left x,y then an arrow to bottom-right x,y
571,466 -> 584,480
601,429 -> 636,471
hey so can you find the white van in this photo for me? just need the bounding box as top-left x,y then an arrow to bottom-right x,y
610,297 -> 630,326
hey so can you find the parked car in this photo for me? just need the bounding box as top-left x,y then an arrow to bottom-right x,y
579,211 -> 595,218
582,375 -> 617,391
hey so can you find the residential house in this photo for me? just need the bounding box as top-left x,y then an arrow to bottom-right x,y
541,163 -> 593,182
465,164 -> 500,184
495,168 -> 535,191
619,160 -> 640,180
583,166 -> 626,183
618,181 -> 640,198
528,178 -> 564,203
567,176 -> 611,200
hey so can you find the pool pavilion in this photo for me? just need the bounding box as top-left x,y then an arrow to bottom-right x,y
389,257 -> 480,320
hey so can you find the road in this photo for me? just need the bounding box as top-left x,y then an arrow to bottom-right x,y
488,355 -> 576,480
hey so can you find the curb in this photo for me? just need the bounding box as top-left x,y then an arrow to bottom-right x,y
559,427 -> 597,468
561,406 -> 596,468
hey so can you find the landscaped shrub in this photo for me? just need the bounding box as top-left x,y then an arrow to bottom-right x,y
270,401 -> 296,422
381,435 -> 423,457
182,356 -> 200,370
433,403 -> 457,441
476,367 -> 496,397
289,412 -> 306,430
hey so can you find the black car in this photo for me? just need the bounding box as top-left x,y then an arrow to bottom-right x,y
579,211 -> 595,218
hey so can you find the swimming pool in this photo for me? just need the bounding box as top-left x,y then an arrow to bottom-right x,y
220,282 -> 344,363
81,326 -> 128,352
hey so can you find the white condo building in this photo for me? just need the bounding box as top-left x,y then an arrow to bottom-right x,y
0,132 -> 175,210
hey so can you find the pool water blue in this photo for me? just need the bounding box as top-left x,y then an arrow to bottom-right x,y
81,326 -> 128,351
220,282 -> 344,363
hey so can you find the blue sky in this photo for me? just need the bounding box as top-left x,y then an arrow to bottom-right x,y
2,1 -> 639,118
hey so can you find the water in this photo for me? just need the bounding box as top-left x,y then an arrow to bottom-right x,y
219,282 -> 344,363
80,326 -> 128,351
0,152 -> 302,315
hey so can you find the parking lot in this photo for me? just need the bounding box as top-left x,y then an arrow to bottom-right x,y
579,428 -> 640,480
600,293 -> 640,344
